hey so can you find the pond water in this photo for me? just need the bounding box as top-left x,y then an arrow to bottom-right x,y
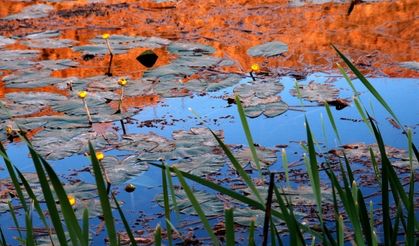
0,0 -> 418,245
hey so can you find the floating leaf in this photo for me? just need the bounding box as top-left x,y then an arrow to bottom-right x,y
0,36 -> 15,47
399,61 -> 419,71
156,189 -> 224,216
172,153 -> 225,176
233,146 -> 278,169
290,81 -> 340,103
247,41 -> 288,57
100,155 -> 149,184
3,4 -> 53,20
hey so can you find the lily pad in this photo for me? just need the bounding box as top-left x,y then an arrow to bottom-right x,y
73,35 -> 170,55
156,189 -> 224,216
3,4 -> 53,20
0,36 -> 15,47
99,155 -> 149,184
31,128 -> 118,160
3,70 -> 66,88
328,143 -> 406,165
399,61 -> 419,71
172,153 -> 225,176
233,79 -> 288,118
115,132 -> 175,153
247,41 -> 288,57
167,42 -> 215,56
290,81 -> 340,103
22,38 -> 75,49
233,146 -> 278,169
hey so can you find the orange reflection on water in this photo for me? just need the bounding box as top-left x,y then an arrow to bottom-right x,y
50,47 -> 173,79
108,94 -> 160,111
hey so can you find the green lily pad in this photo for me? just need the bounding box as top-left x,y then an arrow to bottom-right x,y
73,35 -> 170,55
3,70 -> 66,88
247,41 -> 288,57
3,4 -> 54,20
156,189 -> 224,216
233,146 -> 278,169
115,132 -> 175,153
167,42 -> 215,56
24,30 -> 60,39
6,92 -> 67,106
31,128 -> 118,160
99,155 -> 149,185
399,61 -> 419,71
329,143 -> 406,164
290,81 -> 340,103
172,153 -> 225,176
243,100 -> 289,118
22,38 -> 75,49
0,36 -> 15,47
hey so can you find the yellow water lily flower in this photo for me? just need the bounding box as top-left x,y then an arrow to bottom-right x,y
78,91 -> 88,99
251,63 -> 260,72
67,195 -> 76,206
95,151 -> 104,161
118,78 -> 128,86
5,125 -> 13,135
102,33 -> 110,39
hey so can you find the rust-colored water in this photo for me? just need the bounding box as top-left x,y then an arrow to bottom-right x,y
0,0 -> 417,111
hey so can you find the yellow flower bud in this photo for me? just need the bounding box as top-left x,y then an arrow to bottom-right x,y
125,183 -> 136,193
118,78 -> 127,86
251,63 -> 260,72
67,195 -> 76,206
78,91 -> 88,99
5,125 -> 13,135
95,151 -> 104,161
102,33 -> 110,39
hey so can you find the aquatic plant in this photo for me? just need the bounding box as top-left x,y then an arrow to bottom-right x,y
0,46 -> 417,245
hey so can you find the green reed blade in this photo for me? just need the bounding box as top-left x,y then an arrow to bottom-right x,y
0,142 -> 28,212
0,226 -> 6,246
111,193 -> 135,246
40,157 -> 84,245
235,94 -> 262,174
173,167 -> 219,245
25,205 -> 34,246
248,219 -> 256,246
210,129 -> 264,204
154,224 -> 162,246
161,163 -> 173,246
8,201 -> 22,239
224,208 -> 235,246
281,149 -> 290,188
324,101 -> 341,143
88,142 -> 117,246
82,208 -> 89,244
165,166 -> 180,220
333,45 -> 403,130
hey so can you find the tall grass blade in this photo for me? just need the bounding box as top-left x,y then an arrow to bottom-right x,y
304,118 -> 322,221
337,215 -> 344,246
15,167 -> 55,245
154,224 -> 162,246
248,219 -> 256,246
353,96 -> 371,131
24,144 -> 68,246
0,226 -> 6,246
326,168 -> 365,246
281,149 -> 289,187
210,129 -> 264,204
8,201 -> 23,239
88,142 -> 117,246
25,205 -> 34,246
39,157 -> 84,245
324,102 -> 341,143
333,45 -> 402,128
368,115 -> 418,229
111,193 -> 135,246
0,142 -> 28,212
235,95 -> 262,174
173,167 -> 219,245
273,185 -> 305,246
165,165 -> 180,219
161,163 -> 173,246
224,208 -> 235,246
336,63 -> 358,94
82,208 -> 89,245
262,173 -> 275,246
406,129 -> 415,245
